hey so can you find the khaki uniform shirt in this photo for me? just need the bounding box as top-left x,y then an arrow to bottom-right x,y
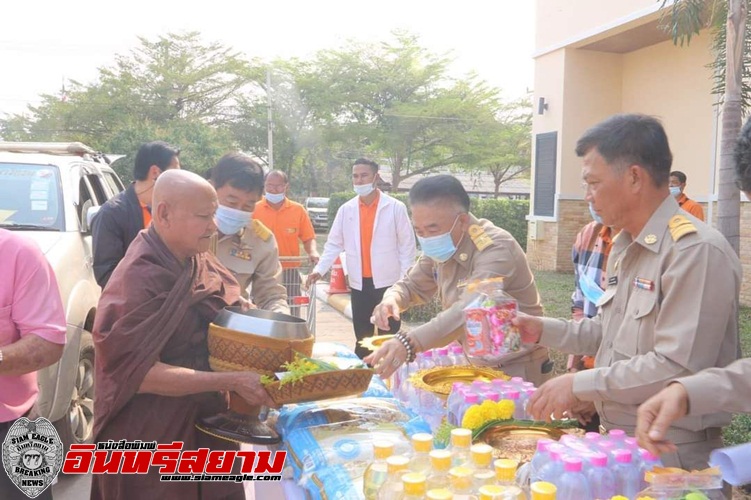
384,215 -> 545,361
541,196 -> 741,442
211,219 -> 288,314
680,357 -> 751,416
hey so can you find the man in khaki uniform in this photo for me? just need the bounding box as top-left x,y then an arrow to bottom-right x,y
636,116 -> 751,458
207,153 -> 288,314
515,114 -> 740,472
366,175 -> 551,386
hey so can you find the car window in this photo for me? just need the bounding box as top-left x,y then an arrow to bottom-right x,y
307,198 -> 329,209
0,163 -> 64,231
78,177 -> 97,232
86,174 -> 108,205
103,171 -> 124,195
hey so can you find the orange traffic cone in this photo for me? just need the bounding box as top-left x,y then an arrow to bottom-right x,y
328,256 -> 350,294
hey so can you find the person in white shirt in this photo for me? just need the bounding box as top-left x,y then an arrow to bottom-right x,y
306,158 -> 416,358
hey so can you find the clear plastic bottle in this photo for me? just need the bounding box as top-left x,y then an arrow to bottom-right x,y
638,449 -> 663,491
471,380 -> 488,397
377,455 -> 410,500
535,444 -> 566,484
448,383 -> 467,426
450,344 -> 468,366
427,488 -> 455,500
491,378 -> 508,398
529,439 -> 555,481
364,440 -> 395,500
470,444 -> 495,489
401,472 -> 428,500
585,452 -> 615,500
409,433 -> 433,474
448,466 -> 474,500
458,393 -> 480,426
608,429 -> 627,446
483,391 -> 500,403
556,457 -> 592,500
583,432 -> 602,446
612,449 -> 640,500
421,350 -> 436,370
427,450 -> 453,490
505,390 -> 524,420
530,481 -> 557,500
449,428 -> 473,467
436,347 -> 451,366
523,388 -> 537,419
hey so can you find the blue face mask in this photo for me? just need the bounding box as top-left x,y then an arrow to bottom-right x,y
418,215 -> 461,263
215,204 -> 252,235
265,192 -> 285,204
669,186 -> 682,198
578,272 -> 605,305
588,203 -> 603,224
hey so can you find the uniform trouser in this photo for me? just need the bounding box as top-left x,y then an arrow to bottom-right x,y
351,278 -> 400,359
0,413 -> 54,500
494,345 -> 554,387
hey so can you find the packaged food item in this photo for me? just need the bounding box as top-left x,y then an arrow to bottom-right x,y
636,466 -> 725,500
463,277 -> 521,364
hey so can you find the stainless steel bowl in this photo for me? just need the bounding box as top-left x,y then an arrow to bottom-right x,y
212,307 -> 311,340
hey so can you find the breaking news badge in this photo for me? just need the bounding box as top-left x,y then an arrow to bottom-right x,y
2,417 -> 63,498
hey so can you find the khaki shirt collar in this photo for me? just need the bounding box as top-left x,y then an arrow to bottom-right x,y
632,194 -> 680,254
447,213 -> 479,269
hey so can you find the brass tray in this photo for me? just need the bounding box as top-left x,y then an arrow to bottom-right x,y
410,366 -> 510,399
358,335 -> 396,352
476,425 -> 565,463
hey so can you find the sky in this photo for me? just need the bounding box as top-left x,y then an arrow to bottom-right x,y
0,1 -> 535,117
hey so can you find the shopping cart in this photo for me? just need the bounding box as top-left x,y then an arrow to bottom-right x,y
279,256 -> 316,336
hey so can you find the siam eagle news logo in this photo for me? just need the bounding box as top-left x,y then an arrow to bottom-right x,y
2,418 -> 63,498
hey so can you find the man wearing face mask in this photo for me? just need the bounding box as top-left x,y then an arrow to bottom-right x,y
92,141 -> 180,287
669,171 -> 704,221
306,158 -> 416,358
207,153 -> 288,313
365,175 -> 550,386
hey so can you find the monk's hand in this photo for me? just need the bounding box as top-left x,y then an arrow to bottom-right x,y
511,312 -> 543,344
238,297 -> 256,312
364,338 -> 407,379
304,272 -> 322,290
636,382 -> 687,455
233,372 -> 276,407
371,296 -> 400,331
527,373 -> 579,422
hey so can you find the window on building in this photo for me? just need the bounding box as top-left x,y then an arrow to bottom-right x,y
533,132 -> 557,217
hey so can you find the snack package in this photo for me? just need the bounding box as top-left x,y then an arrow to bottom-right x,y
636,467 -> 725,500
463,277 -> 521,363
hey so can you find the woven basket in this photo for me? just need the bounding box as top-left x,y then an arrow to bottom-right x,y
265,368 -> 374,405
208,323 -> 314,374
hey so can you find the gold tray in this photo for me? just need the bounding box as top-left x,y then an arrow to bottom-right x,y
410,366 -> 510,399
476,425 -> 565,463
358,335 -> 396,352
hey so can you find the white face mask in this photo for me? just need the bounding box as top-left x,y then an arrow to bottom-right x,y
265,192 -> 285,204
353,182 -> 375,197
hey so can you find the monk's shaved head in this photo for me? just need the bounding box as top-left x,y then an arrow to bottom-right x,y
152,170 -> 219,261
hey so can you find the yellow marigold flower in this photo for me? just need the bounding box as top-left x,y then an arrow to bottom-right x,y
495,400 -> 515,420
461,405 -> 485,430
480,400 -> 497,421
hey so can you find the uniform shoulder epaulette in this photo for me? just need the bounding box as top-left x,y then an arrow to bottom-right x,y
252,219 -> 272,241
668,214 -> 697,241
468,224 -> 492,251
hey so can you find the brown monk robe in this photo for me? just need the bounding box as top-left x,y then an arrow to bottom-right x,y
92,170 -> 273,500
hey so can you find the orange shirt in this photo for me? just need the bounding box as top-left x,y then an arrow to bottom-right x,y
253,197 -> 315,268
677,193 -> 705,221
140,202 -> 152,229
359,191 -> 380,279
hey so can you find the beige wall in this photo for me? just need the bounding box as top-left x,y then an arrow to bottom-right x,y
536,0 -> 659,51
622,35 -> 717,201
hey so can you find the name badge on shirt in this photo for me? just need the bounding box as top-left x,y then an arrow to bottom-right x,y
230,246 -> 252,261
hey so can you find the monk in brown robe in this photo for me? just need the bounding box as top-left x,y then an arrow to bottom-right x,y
91,170 -> 273,499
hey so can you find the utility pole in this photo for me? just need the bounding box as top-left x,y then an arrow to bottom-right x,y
267,68 -> 274,170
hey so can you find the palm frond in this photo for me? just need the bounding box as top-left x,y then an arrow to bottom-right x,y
706,0 -> 751,113
659,0 -> 709,46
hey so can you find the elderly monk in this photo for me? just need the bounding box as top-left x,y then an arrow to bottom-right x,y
92,170 -> 273,500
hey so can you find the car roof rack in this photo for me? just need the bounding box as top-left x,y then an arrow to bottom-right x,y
0,141 -> 97,156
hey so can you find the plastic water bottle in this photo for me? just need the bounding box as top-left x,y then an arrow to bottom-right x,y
426,450 -> 452,490
449,428 -> 472,467
536,444 -> 565,483
490,378 -> 507,397
608,429 -> 627,446
529,439 -> 555,481
556,457 -> 592,500
639,449 -> 663,491
457,393 -> 480,426
377,455 -> 410,500
450,344 -> 467,365
523,388 -> 537,418
596,439 -> 617,459
471,380 -> 488,397
409,433 -> 433,474
583,432 -> 602,446
363,440 -> 395,500
623,437 -> 643,471
435,347 -> 451,366
401,472 -> 428,500
447,383 -> 466,426
448,466 -> 474,499
470,444 -> 495,489
585,452 -> 616,500
612,449 -> 640,500
483,391 -> 500,403
506,390 -> 524,420
420,350 -> 436,370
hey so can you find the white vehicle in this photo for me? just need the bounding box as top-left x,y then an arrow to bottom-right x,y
0,142 -> 125,448
305,197 -> 330,231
